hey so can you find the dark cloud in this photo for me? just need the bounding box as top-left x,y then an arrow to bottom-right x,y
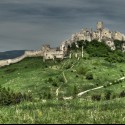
0,0 -> 125,52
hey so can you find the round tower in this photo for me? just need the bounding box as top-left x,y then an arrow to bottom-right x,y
97,21 -> 104,31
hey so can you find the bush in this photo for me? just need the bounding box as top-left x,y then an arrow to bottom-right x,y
105,50 -> 125,63
91,94 -> 101,101
77,66 -> 89,75
0,86 -> 32,106
84,40 -> 111,57
114,40 -> 124,50
58,76 -> 65,83
70,42 -> 77,50
45,65 -> 48,68
119,90 -> 125,98
69,40 -> 125,61
110,93 -> 118,99
76,75 -> 79,78
104,90 -> 112,100
64,63 -> 72,69
86,72 -> 93,80
38,86 -> 53,99
48,78 -> 53,83
52,82 -> 58,87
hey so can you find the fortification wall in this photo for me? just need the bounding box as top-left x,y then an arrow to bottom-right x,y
0,54 -> 26,67
25,50 -> 43,57
0,50 -> 44,67
0,60 -> 10,67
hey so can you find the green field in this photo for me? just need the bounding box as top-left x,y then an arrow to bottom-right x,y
1,43 -> 125,123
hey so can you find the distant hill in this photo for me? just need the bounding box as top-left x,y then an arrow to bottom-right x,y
0,50 -> 25,60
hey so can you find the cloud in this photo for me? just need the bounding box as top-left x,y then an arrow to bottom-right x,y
0,0 -> 125,52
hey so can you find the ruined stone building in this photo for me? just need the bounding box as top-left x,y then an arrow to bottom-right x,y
42,45 -> 65,61
60,21 -> 125,52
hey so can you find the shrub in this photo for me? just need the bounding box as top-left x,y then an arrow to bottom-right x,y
104,90 -> 112,100
91,94 -> 101,101
94,77 -> 107,86
47,91 -> 52,99
45,65 -> 48,68
105,50 -> 125,63
77,66 -> 89,75
110,93 -> 118,99
64,63 -> 72,69
48,78 -> 53,83
52,82 -> 58,87
114,40 -> 124,50
86,72 -> 93,80
58,76 -> 65,83
84,40 -> 111,57
24,66 -> 28,69
0,86 -> 32,106
76,75 -> 79,78
38,86 -> 53,99
119,90 -> 125,98
70,42 -> 77,50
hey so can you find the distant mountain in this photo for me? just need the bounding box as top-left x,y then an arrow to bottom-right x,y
0,50 -> 25,60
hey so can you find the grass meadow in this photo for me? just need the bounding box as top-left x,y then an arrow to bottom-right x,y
1,49 -> 125,124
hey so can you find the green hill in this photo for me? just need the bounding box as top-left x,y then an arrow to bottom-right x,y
1,41 -> 125,124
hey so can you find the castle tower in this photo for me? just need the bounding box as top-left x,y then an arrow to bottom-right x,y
97,21 -> 104,30
96,21 -> 104,42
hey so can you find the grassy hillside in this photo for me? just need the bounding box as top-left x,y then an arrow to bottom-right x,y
1,41 -> 125,123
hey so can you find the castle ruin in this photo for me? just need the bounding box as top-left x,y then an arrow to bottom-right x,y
0,21 -> 125,67
60,21 -> 125,52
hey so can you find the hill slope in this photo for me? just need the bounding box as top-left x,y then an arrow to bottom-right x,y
1,41 -> 125,123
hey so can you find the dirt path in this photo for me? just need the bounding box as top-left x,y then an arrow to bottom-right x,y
63,76 -> 125,100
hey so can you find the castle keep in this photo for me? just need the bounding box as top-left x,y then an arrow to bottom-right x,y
0,21 -> 125,67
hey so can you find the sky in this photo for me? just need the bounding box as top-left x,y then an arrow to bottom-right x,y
0,0 -> 125,52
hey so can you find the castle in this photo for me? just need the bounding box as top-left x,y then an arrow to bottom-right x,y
0,21 -> 125,67
60,21 -> 125,52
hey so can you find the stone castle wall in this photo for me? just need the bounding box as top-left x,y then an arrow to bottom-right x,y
0,50 -> 43,67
